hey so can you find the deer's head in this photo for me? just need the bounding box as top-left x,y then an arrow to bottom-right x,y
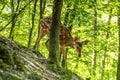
73,37 -> 89,57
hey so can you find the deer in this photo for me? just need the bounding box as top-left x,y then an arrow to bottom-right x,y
33,17 -> 89,68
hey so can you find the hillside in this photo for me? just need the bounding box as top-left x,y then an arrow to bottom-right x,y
0,35 -> 82,80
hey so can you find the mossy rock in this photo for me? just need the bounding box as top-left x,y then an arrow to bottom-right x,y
13,52 -> 25,71
0,43 -> 14,66
2,72 -> 22,80
0,35 -> 82,80
28,73 -> 43,80
0,43 -> 25,71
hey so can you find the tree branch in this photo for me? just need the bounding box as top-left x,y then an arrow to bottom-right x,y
0,0 -> 33,31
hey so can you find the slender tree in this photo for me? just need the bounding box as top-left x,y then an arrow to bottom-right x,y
33,0 -> 46,49
92,0 -> 97,77
9,0 -> 20,39
64,2 -> 70,26
39,0 -> 46,30
49,0 -> 63,67
28,0 -> 38,48
116,4 -> 120,80
0,0 -> 33,31
100,8 -> 112,80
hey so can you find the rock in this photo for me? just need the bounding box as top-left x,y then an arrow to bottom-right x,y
0,35 -> 82,80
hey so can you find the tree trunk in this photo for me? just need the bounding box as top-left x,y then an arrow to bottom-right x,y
116,5 -> 120,80
28,0 -> 38,48
49,0 -> 63,67
9,0 -> 20,39
100,8 -> 112,80
92,0 -> 97,77
33,0 -> 46,49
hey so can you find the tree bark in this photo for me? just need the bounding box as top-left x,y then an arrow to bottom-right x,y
49,0 -> 63,67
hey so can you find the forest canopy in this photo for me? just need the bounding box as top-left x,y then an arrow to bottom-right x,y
0,0 -> 120,80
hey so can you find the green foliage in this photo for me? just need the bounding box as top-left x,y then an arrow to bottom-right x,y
0,0 -> 120,80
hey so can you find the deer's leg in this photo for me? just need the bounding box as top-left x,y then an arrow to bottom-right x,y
62,47 -> 67,68
33,28 -> 45,50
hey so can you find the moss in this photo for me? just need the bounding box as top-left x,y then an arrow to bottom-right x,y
0,77 -> 2,80
13,52 -> 25,71
0,63 -> 11,70
0,35 -> 82,80
0,43 -> 25,71
0,70 -> 3,79
15,61 -> 25,72
8,74 -> 21,80
56,69 -> 73,80
0,59 -> 9,69
3,72 -> 22,80
46,62 -> 74,80
0,44 -> 14,66
7,52 -> 14,66
28,73 -> 43,80
0,59 -> 3,65
46,61 -> 74,79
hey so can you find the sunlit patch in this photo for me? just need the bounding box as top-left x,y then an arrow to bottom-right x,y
111,16 -> 117,22
101,14 -> 109,22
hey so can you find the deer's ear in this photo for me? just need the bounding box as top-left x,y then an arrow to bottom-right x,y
73,36 -> 78,42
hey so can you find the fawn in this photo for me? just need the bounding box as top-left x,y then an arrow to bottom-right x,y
33,17 -> 89,68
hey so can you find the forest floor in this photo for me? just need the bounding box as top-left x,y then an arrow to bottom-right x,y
0,35 -> 82,80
